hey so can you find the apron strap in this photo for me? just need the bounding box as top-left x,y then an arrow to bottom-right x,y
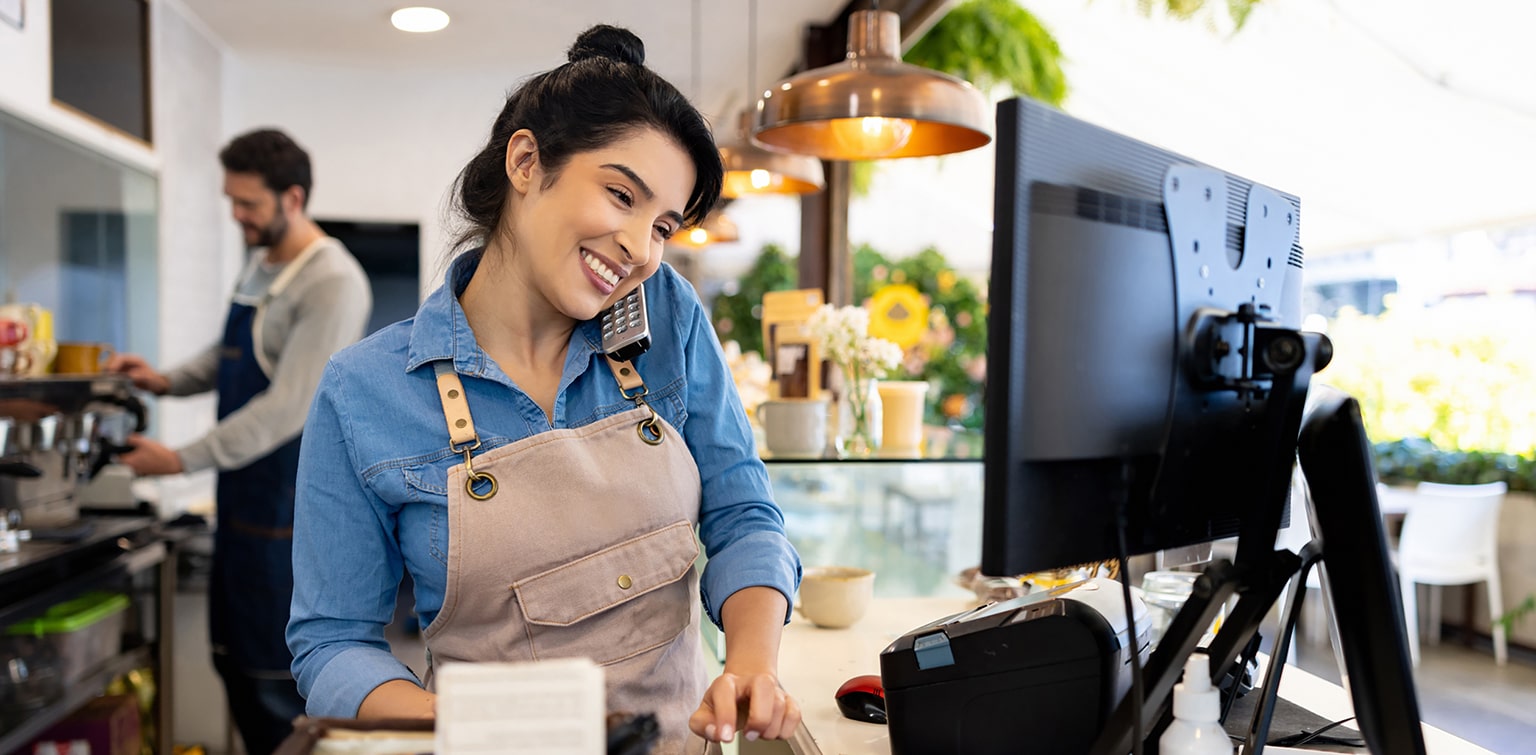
606,357 -> 645,396
432,361 -> 478,449
432,361 -> 498,500
249,238 -> 331,378
606,357 -> 664,446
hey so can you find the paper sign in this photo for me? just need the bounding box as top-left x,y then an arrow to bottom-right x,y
435,659 -> 605,755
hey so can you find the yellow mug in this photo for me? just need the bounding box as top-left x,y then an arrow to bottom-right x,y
54,342 -> 115,375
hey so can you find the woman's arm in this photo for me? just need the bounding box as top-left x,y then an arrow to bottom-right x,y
289,361 -> 423,717
689,587 -> 801,742
359,680 -> 438,719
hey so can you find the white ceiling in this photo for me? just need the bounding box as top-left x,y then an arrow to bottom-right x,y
177,0 -> 850,126
1025,0 -> 1536,254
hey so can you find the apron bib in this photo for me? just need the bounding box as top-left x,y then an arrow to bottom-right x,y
210,243 -> 324,674
421,358 -> 710,755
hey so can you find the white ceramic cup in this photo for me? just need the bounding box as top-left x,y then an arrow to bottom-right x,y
757,398 -> 828,458
798,565 -> 876,629
877,380 -> 930,456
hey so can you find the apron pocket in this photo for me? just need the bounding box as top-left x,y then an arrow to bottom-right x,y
515,521 -> 698,665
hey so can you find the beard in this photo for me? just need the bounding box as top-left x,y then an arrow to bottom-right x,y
246,213 -> 290,249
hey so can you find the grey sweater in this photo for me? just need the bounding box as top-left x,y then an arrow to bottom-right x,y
166,238 -> 372,474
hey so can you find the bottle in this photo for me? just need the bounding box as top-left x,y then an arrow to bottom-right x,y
1159,653 -> 1233,755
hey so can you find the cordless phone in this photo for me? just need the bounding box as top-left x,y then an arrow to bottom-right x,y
600,285 -> 651,362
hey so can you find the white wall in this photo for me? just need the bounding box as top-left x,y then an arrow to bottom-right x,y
149,0 -> 238,520
224,55 -> 513,297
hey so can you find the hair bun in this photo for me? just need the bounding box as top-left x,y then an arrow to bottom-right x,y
568,25 -> 645,67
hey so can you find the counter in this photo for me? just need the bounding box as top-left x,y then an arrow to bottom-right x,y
762,597 -> 1493,755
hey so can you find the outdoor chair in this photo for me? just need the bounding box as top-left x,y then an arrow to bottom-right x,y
1397,480 -> 1509,666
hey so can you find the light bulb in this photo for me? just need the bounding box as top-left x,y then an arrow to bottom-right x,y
688,227 -> 710,245
391,7 -> 450,33
829,117 -> 914,158
750,169 -> 773,190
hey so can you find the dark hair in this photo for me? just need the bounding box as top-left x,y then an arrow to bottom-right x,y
219,128 -> 314,208
450,25 -> 723,251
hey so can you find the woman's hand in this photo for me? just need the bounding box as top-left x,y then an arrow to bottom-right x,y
689,670 -> 800,743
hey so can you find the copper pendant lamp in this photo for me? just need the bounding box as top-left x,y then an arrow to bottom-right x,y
670,210 -> 740,249
753,8 -> 991,160
721,112 -> 825,197
719,0 -> 824,197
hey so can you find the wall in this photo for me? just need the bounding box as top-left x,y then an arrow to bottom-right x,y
147,0 -> 240,525
224,55 -> 512,298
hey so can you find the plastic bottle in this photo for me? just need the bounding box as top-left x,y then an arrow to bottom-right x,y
1159,653 -> 1234,755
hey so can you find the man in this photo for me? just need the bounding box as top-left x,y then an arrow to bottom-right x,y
110,128 -> 372,755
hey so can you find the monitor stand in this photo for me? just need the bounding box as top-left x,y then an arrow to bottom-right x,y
1089,378 -> 1427,754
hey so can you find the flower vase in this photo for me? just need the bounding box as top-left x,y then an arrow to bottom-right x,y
837,374 -> 882,458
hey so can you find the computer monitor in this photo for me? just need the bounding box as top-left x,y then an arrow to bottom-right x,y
983,96 -> 1305,577
982,96 -> 1426,754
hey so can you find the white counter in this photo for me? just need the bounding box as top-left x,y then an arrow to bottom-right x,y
765,597 -> 1491,755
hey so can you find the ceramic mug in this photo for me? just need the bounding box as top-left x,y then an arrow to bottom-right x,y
54,342 -> 115,375
798,566 -> 876,629
757,398 -> 828,458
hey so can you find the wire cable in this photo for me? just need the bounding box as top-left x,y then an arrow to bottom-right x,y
1115,474 -> 1146,755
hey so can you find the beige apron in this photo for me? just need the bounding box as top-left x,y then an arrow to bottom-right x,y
420,357 -> 711,755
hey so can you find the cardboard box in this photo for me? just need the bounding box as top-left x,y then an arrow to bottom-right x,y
761,289 -> 825,400
27,694 -> 140,755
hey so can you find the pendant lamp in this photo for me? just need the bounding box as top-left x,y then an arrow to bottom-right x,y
753,9 -> 991,160
670,210 -> 739,250
721,113 -> 825,198
719,0 -> 824,198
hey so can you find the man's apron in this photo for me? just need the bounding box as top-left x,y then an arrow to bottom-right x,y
421,357 -> 710,754
209,243 -> 324,674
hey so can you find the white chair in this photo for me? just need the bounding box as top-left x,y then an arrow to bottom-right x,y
1397,480 -> 1508,666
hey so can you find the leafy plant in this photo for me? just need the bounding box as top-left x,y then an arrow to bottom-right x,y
710,243 -> 798,356
853,244 -> 988,429
905,0 -> 1069,106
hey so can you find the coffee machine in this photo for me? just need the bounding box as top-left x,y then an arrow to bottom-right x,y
0,375 -> 145,533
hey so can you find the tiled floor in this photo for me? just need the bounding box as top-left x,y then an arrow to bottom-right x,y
1291,626 -> 1536,754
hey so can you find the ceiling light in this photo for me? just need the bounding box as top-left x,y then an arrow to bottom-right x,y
391,7 -> 450,33
754,10 -> 991,160
670,211 -> 739,249
718,0 -> 825,197
721,113 -> 825,198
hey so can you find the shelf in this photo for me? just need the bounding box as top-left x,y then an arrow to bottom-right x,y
0,644 -> 153,753
0,520 -> 165,628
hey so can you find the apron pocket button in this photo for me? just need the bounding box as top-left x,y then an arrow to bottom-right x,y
617,575 -> 633,590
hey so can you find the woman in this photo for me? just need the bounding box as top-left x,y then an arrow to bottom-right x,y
287,25 -> 802,752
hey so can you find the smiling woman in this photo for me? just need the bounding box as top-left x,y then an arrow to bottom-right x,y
285,23 -> 803,754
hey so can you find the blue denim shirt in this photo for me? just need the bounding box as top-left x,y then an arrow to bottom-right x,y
287,251 -> 801,717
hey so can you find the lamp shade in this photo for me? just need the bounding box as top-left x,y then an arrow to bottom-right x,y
670,210 -> 739,249
753,10 -> 991,160
720,113 -> 825,197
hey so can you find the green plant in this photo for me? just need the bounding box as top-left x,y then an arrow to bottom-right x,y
1499,594 -> 1535,633
710,243 -> 798,356
853,244 -> 988,428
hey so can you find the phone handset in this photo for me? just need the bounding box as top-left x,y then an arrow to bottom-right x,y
600,285 -> 651,362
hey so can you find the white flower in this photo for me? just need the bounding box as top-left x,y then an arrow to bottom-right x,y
808,304 -> 903,380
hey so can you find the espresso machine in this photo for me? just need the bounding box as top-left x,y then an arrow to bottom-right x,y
0,375 -> 145,536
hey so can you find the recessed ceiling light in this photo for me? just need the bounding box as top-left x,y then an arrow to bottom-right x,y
391,7 -> 450,33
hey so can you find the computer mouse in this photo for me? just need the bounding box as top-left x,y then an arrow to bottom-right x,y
835,674 -> 887,724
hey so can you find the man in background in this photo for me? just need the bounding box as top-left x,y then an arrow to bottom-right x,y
110,128 -> 372,754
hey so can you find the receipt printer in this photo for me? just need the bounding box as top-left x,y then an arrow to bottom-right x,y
879,577 -> 1150,755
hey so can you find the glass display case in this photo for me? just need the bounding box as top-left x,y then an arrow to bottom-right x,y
766,458 -> 983,600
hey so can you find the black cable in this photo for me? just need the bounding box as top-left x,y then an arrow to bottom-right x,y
1116,481 -> 1145,755
1269,716 -> 1358,749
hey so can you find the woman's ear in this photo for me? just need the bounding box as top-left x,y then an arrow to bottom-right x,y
505,129 -> 539,195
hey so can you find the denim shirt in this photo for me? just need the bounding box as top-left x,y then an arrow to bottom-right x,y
287,251 -> 801,717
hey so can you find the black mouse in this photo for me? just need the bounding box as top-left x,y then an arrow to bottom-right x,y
835,674 -> 887,725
